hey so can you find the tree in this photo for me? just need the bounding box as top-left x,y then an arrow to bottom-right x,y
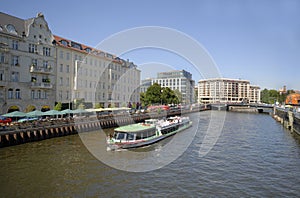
144,83 -> 162,105
161,87 -> 179,104
54,102 -> 62,111
260,89 -> 296,104
173,89 -> 182,104
140,92 -> 146,107
140,83 -> 181,106
261,89 -> 269,103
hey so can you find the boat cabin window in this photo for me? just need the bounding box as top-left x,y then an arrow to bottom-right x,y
115,132 -> 126,140
136,129 -> 156,139
145,119 -> 157,125
126,133 -> 135,140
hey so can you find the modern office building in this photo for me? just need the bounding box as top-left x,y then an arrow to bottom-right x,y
198,78 -> 260,104
53,35 -> 140,108
141,70 -> 195,104
0,12 -> 140,114
0,12 -> 56,114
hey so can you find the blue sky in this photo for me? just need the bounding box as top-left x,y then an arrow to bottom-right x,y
1,0 -> 299,90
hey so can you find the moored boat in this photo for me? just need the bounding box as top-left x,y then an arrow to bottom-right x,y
107,116 -> 192,150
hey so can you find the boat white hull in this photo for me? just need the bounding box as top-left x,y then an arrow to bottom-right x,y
107,121 -> 192,150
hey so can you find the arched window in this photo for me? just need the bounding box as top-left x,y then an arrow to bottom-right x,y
6,24 -> 17,35
8,88 -> 13,99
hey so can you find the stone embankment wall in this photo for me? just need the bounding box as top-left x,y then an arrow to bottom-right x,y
0,106 -> 208,148
273,108 -> 300,136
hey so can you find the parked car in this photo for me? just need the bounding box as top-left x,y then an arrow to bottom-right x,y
0,116 -> 12,124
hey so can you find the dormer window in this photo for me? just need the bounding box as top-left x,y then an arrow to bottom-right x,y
60,40 -> 68,46
71,42 -> 82,50
6,24 -> 17,35
106,53 -> 113,59
85,48 -> 91,53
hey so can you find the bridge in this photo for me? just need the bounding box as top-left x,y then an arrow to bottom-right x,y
210,103 -> 274,113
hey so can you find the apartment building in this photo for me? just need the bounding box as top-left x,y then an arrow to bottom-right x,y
53,36 -> 140,109
142,70 -> 195,104
0,12 -> 140,113
0,12 -> 56,114
198,78 -> 260,104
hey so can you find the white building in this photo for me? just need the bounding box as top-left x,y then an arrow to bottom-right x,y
53,35 -> 140,109
142,70 -> 195,104
0,12 -> 56,113
198,78 -> 260,104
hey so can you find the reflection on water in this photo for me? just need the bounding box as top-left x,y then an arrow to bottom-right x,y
0,111 -> 300,197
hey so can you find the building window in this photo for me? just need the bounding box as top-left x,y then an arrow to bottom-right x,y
29,44 -> 37,53
15,89 -> 20,99
38,90 -> 41,99
66,91 -> 69,100
0,53 -> 5,63
43,60 -> 48,68
12,40 -> 18,50
11,72 -> 19,82
8,88 -> 13,99
32,59 -> 38,66
12,56 -> 19,66
66,77 -> 70,86
71,42 -> 82,50
31,90 -> 35,99
0,70 -> 4,81
66,65 -> 70,73
59,50 -> 64,59
59,91 -> 62,100
59,77 -> 63,86
66,52 -> 70,60
60,40 -> 68,46
59,64 -> 63,72
6,24 -> 17,34
43,47 -> 51,56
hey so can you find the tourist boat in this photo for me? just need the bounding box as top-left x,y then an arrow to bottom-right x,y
107,116 -> 192,150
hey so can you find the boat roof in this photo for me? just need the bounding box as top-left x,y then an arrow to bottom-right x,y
115,123 -> 155,133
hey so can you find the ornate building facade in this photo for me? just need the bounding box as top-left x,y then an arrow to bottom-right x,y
0,12 -> 140,114
0,12 -> 55,113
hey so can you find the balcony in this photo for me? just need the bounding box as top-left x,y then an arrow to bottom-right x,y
31,82 -> 53,89
30,65 -> 53,74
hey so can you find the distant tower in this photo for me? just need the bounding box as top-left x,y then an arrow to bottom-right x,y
283,85 -> 287,93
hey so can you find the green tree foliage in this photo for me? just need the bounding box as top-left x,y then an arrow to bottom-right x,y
54,102 -> 62,111
173,89 -> 182,104
261,89 -> 295,104
140,83 -> 181,106
144,83 -> 162,105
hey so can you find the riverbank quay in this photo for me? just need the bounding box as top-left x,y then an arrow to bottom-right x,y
273,107 -> 300,136
0,105 -> 209,148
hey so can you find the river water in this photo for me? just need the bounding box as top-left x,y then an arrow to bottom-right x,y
1,111 -> 300,197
